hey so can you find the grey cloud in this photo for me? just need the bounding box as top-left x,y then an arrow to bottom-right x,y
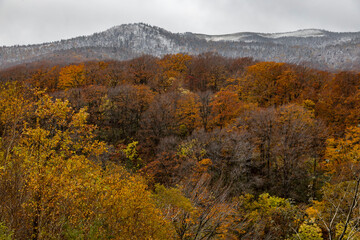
0,0 -> 359,46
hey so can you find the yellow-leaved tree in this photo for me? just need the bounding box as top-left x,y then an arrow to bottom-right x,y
0,88 -> 173,239
307,126 -> 360,240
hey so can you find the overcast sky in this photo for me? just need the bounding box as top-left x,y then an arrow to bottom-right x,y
1,0 -> 360,46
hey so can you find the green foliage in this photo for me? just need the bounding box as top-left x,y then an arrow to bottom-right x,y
63,220 -> 108,240
335,221 -> 360,240
0,222 -> 13,240
232,193 -> 302,239
121,141 -> 143,171
153,184 -> 193,213
302,99 -> 316,116
288,221 -> 323,240
176,139 -> 206,160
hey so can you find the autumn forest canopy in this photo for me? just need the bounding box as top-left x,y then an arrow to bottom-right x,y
1,53 -> 360,239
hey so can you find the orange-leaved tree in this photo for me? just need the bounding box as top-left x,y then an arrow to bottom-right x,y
209,89 -> 242,129
58,64 -> 86,89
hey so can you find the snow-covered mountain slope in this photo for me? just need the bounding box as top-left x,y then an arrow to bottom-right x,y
1,23 -> 360,70
195,29 -> 328,42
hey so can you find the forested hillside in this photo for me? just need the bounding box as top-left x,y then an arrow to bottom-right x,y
1,53 -> 360,239
1,23 -> 360,70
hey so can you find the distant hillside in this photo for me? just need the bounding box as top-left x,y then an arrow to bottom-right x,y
1,23 -> 360,70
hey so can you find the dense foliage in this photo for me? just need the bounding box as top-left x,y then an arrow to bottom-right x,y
1,53 -> 360,239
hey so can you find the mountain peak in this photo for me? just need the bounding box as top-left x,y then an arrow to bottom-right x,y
107,22 -> 148,30
104,23 -> 168,35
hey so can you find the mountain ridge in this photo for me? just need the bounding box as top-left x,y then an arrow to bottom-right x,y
1,23 -> 360,70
